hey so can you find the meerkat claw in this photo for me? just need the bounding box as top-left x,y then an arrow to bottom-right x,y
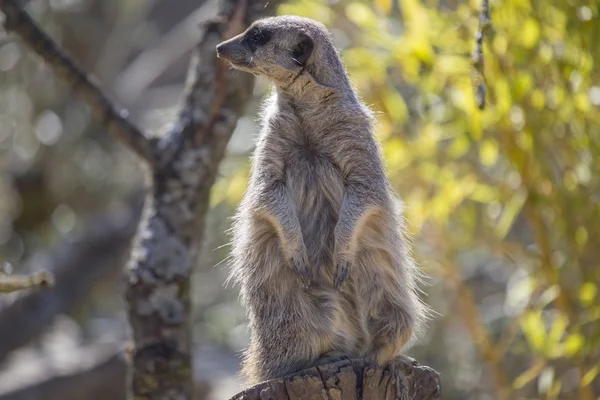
333,262 -> 349,289
290,250 -> 312,285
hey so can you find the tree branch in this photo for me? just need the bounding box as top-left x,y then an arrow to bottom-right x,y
230,358 -> 442,400
0,270 -> 53,294
123,0 -> 280,397
0,346 -> 215,400
472,0 -> 490,110
0,352 -> 128,400
0,0 -> 157,163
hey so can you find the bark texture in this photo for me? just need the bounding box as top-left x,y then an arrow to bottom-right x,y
231,358 -> 442,400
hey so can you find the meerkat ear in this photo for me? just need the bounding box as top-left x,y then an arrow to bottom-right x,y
291,33 -> 314,66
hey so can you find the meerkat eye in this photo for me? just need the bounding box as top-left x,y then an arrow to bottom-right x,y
244,28 -> 272,52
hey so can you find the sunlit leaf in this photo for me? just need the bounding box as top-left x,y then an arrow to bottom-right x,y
479,140 -> 499,166
470,184 -> 497,203
563,333 -> 584,356
530,89 -> 545,109
581,366 -> 599,387
382,89 -> 408,124
495,189 -> 527,239
375,0 -> 393,15
384,137 -> 412,171
346,2 -> 379,29
448,136 -> 470,158
579,283 -> 597,307
521,311 -> 547,353
521,18 -> 540,49
548,315 -> 567,345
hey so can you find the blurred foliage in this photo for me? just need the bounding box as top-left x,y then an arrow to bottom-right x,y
1,0 -> 599,398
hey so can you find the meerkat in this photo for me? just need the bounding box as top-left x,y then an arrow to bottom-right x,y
217,15 -> 428,385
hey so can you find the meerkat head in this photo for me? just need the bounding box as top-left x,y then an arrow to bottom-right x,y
216,16 -> 351,97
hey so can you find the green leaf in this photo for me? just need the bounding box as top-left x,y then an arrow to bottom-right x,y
375,0 -> 393,15
346,2 -> 379,29
479,140 -> 499,166
521,18 -> 540,49
548,314 -> 567,345
382,89 -> 408,124
521,311 -> 547,353
579,283 -> 597,307
581,366 -> 599,387
563,334 -> 584,357
495,189 -> 527,239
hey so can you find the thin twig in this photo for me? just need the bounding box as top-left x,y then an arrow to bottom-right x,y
0,270 -> 54,293
472,0 -> 490,110
0,0 -> 156,163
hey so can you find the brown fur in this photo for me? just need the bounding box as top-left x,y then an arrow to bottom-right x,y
217,15 -> 428,385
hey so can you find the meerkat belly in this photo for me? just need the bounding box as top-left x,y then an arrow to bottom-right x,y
285,147 -> 344,273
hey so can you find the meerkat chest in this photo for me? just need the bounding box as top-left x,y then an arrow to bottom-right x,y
283,140 -> 344,211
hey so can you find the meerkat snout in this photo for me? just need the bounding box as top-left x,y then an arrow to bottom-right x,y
216,38 -> 255,68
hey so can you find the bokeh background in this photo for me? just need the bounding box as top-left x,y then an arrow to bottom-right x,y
0,0 -> 598,399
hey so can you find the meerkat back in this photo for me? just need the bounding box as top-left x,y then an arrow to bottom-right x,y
219,15 -> 428,385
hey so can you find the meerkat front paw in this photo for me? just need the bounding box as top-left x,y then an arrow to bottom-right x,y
289,247 -> 312,285
333,259 -> 350,289
332,234 -> 352,288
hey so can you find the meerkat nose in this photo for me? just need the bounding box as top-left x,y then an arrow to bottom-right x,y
216,43 -> 224,55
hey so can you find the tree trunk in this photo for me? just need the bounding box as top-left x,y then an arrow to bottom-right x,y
230,358 -> 441,400
122,0 -> 280,398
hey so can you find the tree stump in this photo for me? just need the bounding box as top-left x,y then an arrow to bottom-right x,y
229,358 -> 441,400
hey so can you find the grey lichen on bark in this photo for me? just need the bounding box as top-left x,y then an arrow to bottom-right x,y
230,358 -> 442,400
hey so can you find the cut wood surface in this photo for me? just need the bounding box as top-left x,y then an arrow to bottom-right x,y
230,358 -> 441,400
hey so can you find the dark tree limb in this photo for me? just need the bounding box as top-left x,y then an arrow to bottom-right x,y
471,0 -> 490,110
0,0 -> 157,163
0,349 -> 212,400
0,352 -> 128,400
0,194 -> 142,366
230,358 -> 442,400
